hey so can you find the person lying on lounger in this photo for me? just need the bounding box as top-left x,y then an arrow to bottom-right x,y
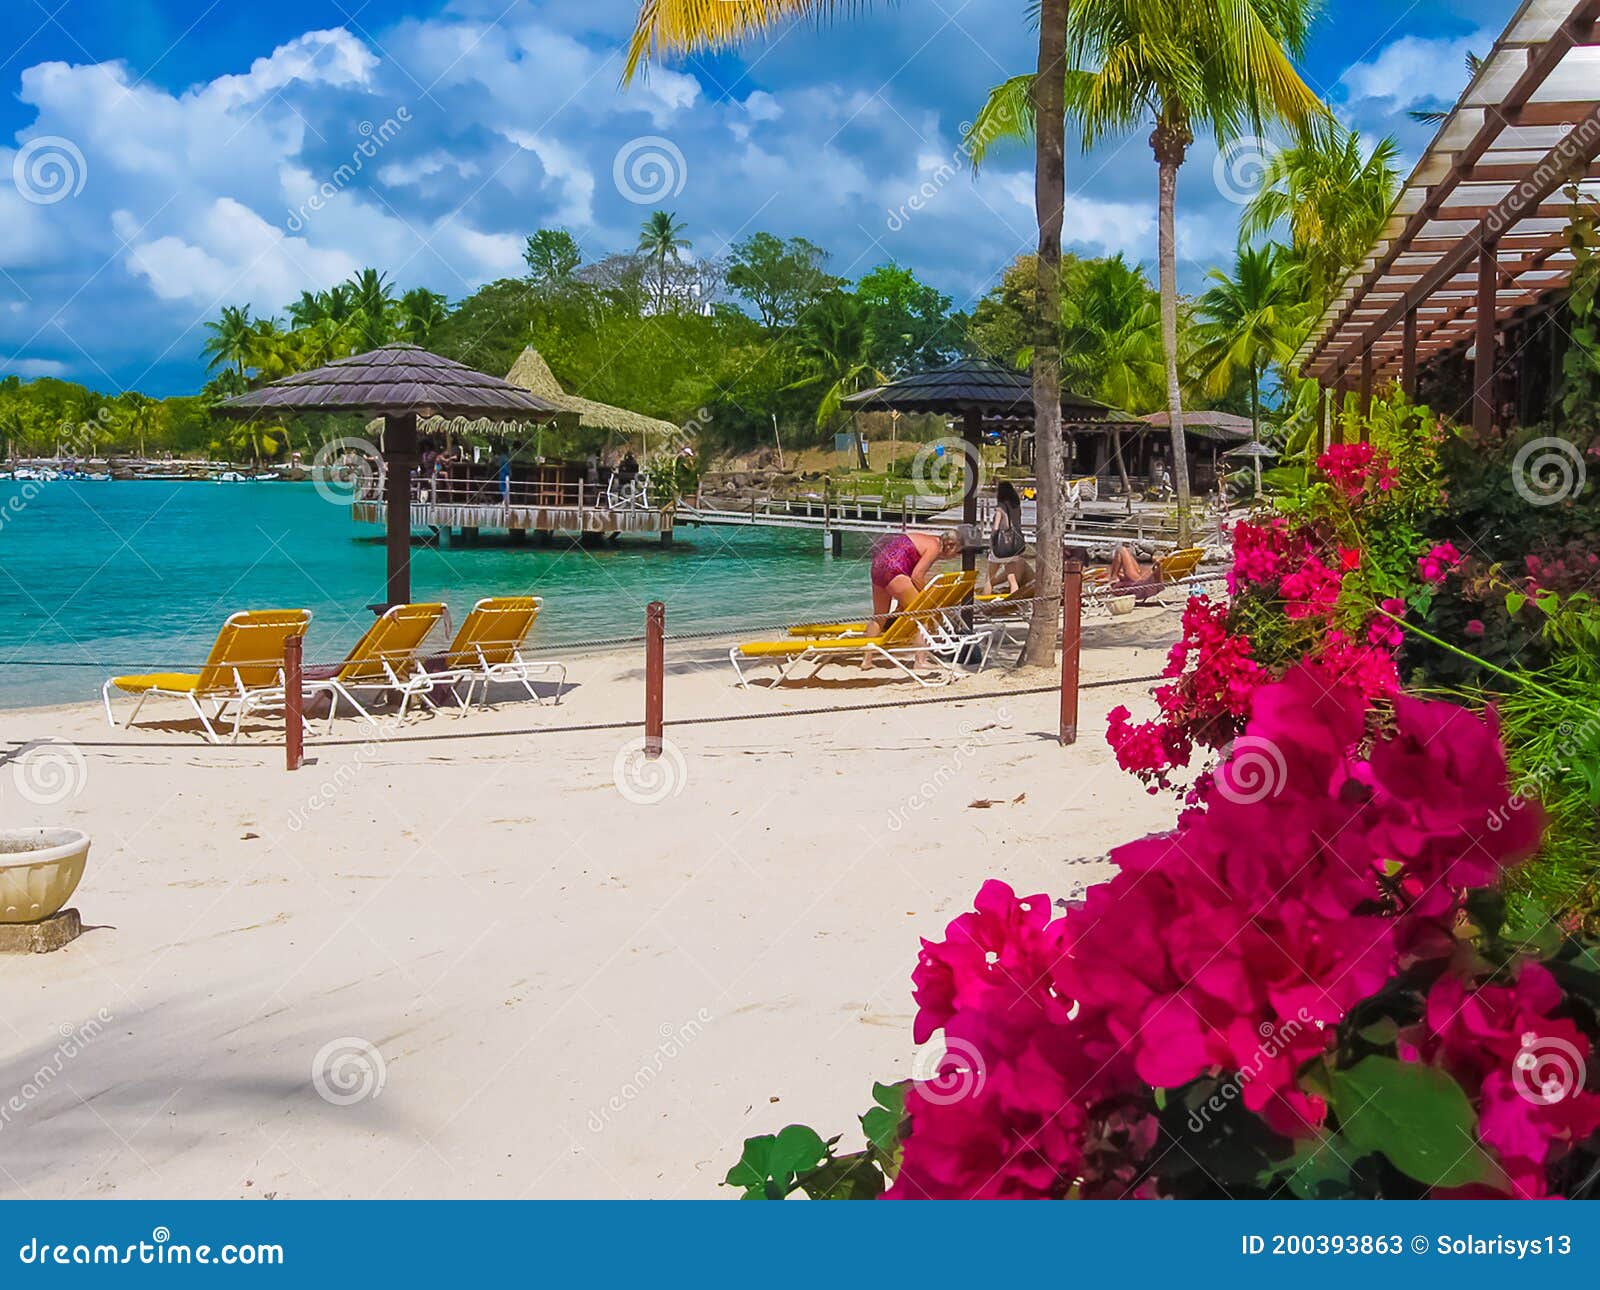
1109,545 -> 1161,598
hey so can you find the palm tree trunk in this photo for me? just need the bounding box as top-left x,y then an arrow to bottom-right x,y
1022,0 -> 1068,669
1152,123 -> 1193,546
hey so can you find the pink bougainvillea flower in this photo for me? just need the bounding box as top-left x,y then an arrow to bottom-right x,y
1417,541 -> 1463,584
894,670 -> 1542,1199
1465,619 -> 1485,637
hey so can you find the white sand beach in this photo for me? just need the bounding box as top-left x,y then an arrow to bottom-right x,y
0,611 -> 1184,1199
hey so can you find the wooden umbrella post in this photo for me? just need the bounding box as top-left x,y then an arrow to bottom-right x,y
1059,557 -> 1083,747
284,634 -> 304,772
644,601 -> 665,759
382,412 -> 419,608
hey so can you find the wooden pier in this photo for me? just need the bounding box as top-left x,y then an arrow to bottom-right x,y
352,477 -> 674,541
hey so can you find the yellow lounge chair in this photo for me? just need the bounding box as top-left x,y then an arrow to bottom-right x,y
425,596 -> 567,714
732,572 -> 986,689
305,602 -> 447,729
785,571 -> 970,638
101,609 -> 312,744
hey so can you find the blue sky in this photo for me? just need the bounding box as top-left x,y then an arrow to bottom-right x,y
1,0 -> 1508,395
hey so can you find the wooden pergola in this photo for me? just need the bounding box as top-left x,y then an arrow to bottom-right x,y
843,359 -> 1140,571
219,344 -> 559,605
1300,0 -> 1600,435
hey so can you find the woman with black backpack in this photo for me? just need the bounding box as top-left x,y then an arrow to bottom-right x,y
984,480 -> 1032,596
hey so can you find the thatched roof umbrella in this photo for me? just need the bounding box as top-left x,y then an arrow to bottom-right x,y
218,343 -> 559,605
843,359 -> 1139,572
505,347 -> 680,451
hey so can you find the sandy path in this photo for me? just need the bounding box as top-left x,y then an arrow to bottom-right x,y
0,612 -> 1182,1198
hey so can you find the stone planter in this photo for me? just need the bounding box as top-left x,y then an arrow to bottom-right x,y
0,828 -> 90,924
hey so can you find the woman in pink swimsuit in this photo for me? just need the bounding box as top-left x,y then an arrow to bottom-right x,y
869,530 -> 960,636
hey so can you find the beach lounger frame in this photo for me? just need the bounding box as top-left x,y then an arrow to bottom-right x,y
730,573 -> 991,690
423,596 -> 568,715
305,602 -> 448,731
101,609 -> 313,744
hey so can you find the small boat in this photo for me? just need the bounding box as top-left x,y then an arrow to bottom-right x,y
216,470 -> 250,483
250,472 -> 281,482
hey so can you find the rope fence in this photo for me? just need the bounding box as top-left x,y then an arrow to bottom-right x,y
4,569 -> 1230,764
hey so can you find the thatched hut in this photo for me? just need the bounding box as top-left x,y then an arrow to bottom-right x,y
505,348 -> 680,452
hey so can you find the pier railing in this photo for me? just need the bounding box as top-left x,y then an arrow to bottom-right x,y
355,476 -> 657,512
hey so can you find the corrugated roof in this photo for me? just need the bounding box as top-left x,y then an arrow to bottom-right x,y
1300,0 -> 1600,384
217,343 -> 560,420
841,358 -> 1139,426
1143,410 -> 1255,441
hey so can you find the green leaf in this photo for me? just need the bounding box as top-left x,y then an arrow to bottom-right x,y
797,1151 -> 887,1200
860,1081 -> 907,1157
1506,592 -> 1527,617
1329,1057 -> 1499,1189
724,1125 -> 833,1199
1262,1134 -> 1359,1200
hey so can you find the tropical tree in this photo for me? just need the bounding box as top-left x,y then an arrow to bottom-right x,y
790,292 -> 884,452
637,210 -> 691,313
1190,243 -> 1306,445
524,229 -> 584,294
399,288 -> 450,347
1242,117 -> 1400,311
1059,255 -> 1165,413
202,305 -> 255,379
347,268 -> 398,350
726,232 -> 840,329
622,0 -> 1073,667
969,0 -> 1325,543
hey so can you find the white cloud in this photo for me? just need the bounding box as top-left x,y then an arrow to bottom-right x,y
378,152 -> 481,187
1340,30 -> 1492,111
3,357 -> 69,378
500,129 -> 595,227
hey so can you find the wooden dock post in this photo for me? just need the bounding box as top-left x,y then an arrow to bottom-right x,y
645,601 -> 665,758
1059,558 -> 1083,747
284,634 -> 304,772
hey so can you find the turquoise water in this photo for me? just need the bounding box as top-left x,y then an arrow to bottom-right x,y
0,481 -> 882,709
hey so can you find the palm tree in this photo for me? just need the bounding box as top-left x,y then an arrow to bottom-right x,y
636,210 -> 690,313
202,305 -> 255,378
969,0 -> 1324,543
1409,51 -> 1481,126
622,0 -> 1072,666
1242,117 -> 1400,311
347,268 -> 397,351
1191,243 -> 1306,448
399,288 -> 449,347
790,294 -> 884,456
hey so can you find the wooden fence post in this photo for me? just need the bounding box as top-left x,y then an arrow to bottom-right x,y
284,634 -> 304,772
645,601 -> 665,758
1059,558 -> 1083,747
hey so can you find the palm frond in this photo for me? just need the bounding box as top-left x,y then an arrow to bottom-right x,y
623,1 -> 858,83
